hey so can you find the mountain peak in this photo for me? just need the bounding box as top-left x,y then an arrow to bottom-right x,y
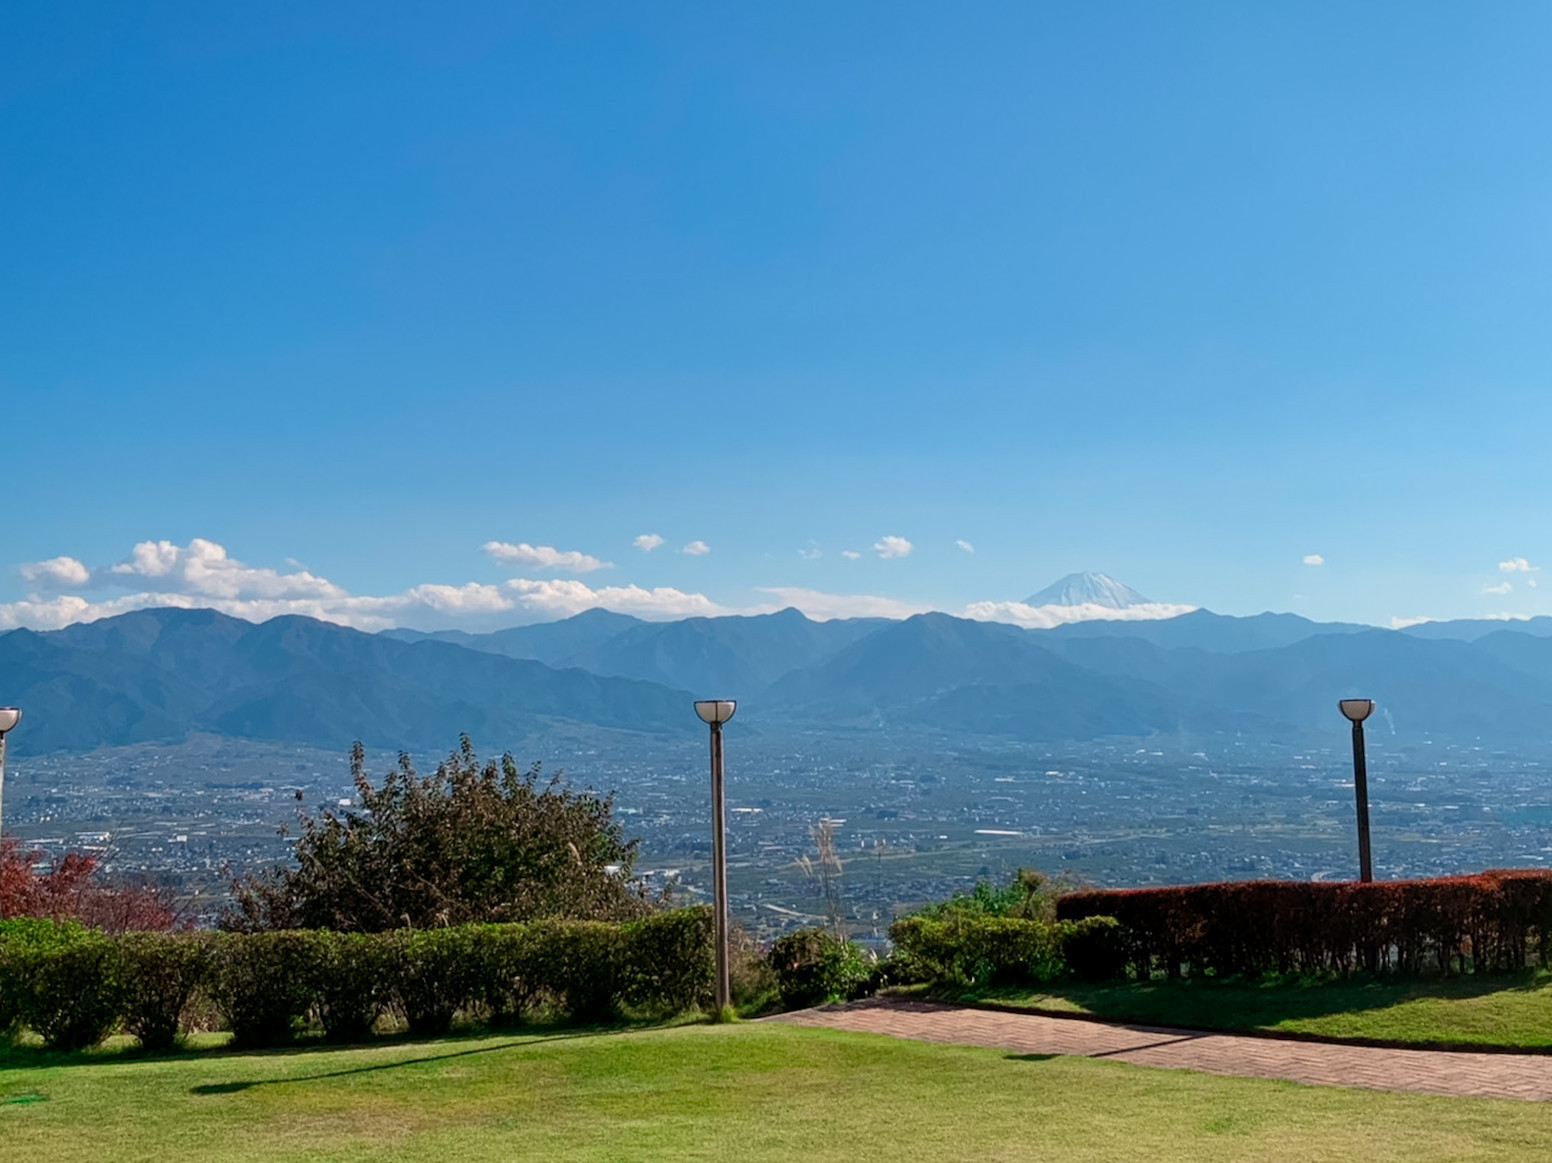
1024,572 -> 1153,609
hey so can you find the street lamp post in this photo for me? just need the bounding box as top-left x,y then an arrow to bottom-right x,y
0,707 -> 21,840
694,699 -> 737,1014
1338,698 -> 1375,883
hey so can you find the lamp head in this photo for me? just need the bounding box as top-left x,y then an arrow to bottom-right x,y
0,707 -> 19,734
694,699 -> 737,725
1338,698 -> 1374,724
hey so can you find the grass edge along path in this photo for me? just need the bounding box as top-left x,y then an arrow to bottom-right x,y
6,1021 -> 1552,1162
943,968 -> 1552,1051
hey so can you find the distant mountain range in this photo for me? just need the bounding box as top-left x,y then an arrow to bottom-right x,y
0,608 -> 693,755
8,583 -> 1552,755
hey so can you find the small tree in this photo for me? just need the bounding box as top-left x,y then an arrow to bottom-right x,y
225,737 -> 647,932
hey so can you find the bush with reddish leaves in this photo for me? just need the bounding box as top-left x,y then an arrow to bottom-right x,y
0,837 -> 184,932
1055,869 -> 1552,979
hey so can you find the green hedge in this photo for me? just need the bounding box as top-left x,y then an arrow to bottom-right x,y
619,909 -> 714,1016
314,931 -> 394,1043
888,914 -> 1124,987
118,931 -> 212,1052
0,919 -> 93,1042
209,931 -> 321,1049
17,937 -> 129,1051
0,908 -> 715,1052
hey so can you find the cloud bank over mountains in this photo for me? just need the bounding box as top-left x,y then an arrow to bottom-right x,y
2,539 -> 726,631
0,538 -> 1205,633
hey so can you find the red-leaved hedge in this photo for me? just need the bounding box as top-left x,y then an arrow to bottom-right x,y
1054,870 -> 1552,979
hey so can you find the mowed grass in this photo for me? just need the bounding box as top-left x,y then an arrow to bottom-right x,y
5,1021 -> 1552,1162
964,969 -> 1552,1049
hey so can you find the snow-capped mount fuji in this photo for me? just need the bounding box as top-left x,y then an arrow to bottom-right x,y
1024,572 -> 1155,609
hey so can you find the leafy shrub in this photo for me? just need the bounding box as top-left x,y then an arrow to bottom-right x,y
888,915 -> 1068,987
465,924 -> 541,1027
208,931 -> 319,1048
913,868 -> 1074,924
226,739 -> 648,932
619,908 -> 713,1016
527,919 -> 623,1023
19,936 -> 128,1050
313,931 -> 393,1043
0,919 -> 91,1041
387,927 -> 480,1037
768,929 -> 872,1008
117,930 -> 211,1052
0,917 -> 92,946
1060,916 -> 1128,983
1056,870 -> 1552,979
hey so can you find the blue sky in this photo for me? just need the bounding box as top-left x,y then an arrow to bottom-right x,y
5,2 -> 1552,630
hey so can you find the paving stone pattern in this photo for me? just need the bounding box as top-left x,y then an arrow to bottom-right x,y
769,998 -> 1552,1101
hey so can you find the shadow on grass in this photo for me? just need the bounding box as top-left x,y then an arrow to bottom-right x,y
0,1015 -> 685,1076
953,967 -> 1552,1049
1005,1053 -> 1059,1062
187,1027 -> 624,1095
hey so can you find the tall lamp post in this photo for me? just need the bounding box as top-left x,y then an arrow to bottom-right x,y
1338,698 -> 1375,883
694,698 -> 736,1014
0,707 -> 21,840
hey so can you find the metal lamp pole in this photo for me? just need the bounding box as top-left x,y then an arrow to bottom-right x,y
1338,699 -> 1375,883
694,699 -> 736,1013
0,708 -> 22,840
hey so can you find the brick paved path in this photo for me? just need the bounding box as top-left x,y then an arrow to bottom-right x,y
768,998 -> 1552,1101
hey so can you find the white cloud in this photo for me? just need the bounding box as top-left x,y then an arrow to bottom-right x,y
874,535 -> 912,559
2,537 -> 1245,638
757,587 -> 931,621
681,540 -> 711,556
482,541 -> 611,573
962,600 -> 1197,630
19,555 -> 91,589
1500,557 -> 1539,573
103,538 -> 347,600
503,578 -> 729,620
1530,578 -> 1539,588
401,582 -> 515,615
1482,581 -> 1513,595
955,540 -> 975,554
1388,615 -> 1436,629
0,537 -> 728,632
632,534 -> 665,552
797,543 -> 823,561
841,550 -> 862,560
1303,554 -> 1324,566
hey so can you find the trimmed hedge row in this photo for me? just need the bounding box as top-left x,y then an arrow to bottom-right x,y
0,909 -> 712,1051
887,914 -> 1127,987
1055,870 -> 1552,979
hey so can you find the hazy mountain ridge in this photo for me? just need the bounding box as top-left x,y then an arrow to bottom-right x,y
0,608 -> 696,754
8,602 -> 1552,754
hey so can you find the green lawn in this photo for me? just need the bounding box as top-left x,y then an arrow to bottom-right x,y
957,969 -> 1552,1049
4,1021 -> 1552,1161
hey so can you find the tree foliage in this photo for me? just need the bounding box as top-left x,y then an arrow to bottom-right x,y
0,837 -> 183,932
224,737 -> 647,932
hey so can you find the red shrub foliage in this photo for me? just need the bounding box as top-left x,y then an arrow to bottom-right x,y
0,837 -> 184,932
1055,870 -> 1552,979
